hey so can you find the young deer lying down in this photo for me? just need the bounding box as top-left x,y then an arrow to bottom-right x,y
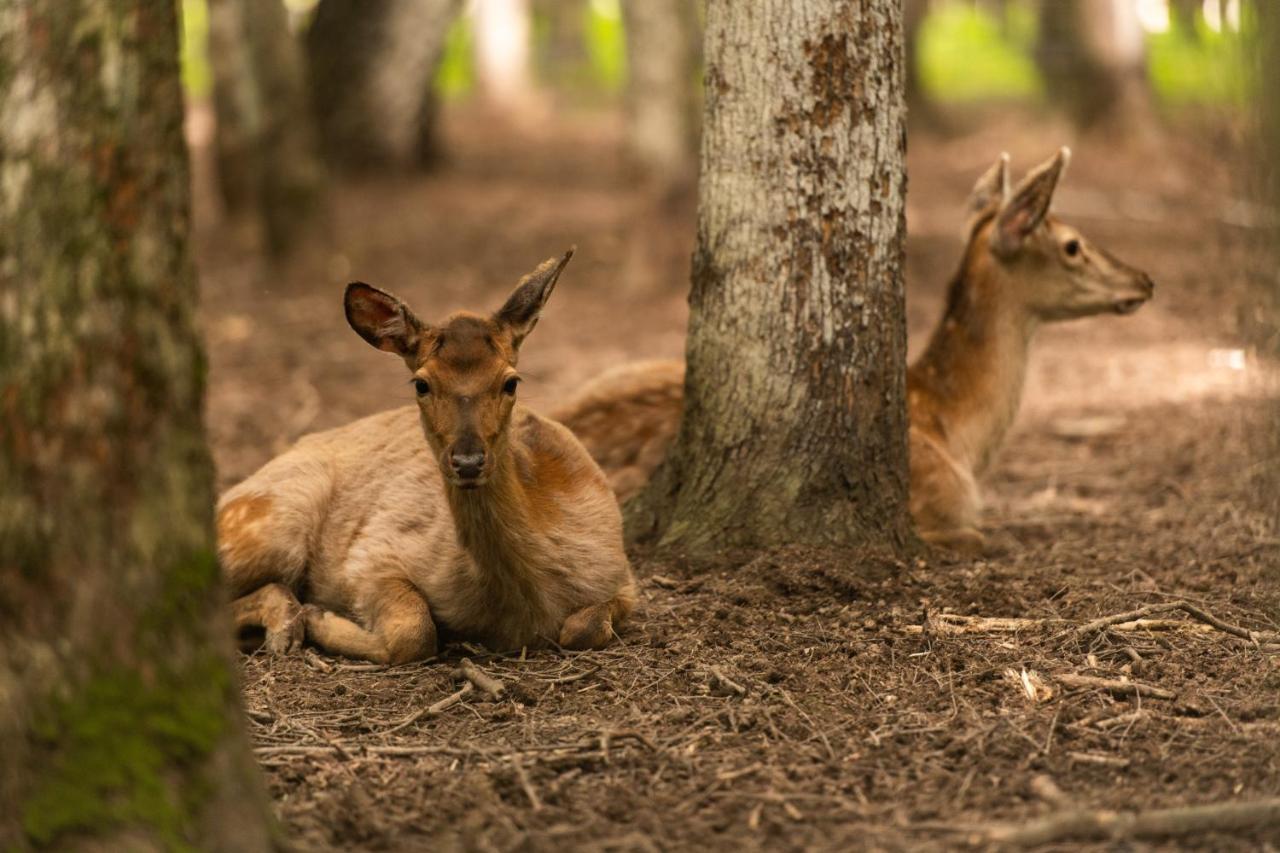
554,150 -> 1154,553
218,250 -> 636,663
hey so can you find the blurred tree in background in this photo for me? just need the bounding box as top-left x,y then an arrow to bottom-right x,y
622,0 -> 700,188
209,0 -> 325,257
627,0 -> 914,554
1034,0 -> 1148,130
0,1 -> 276,849
306,0 -> 461,172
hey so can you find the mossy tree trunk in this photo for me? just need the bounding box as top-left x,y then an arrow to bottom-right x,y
208,0 -> 326,257
622,0 -> 700,187
626,0 -> 915,555
0,2 -> 278,849
305,0 -> 461,172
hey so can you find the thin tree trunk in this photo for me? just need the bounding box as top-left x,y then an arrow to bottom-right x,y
626,0 -> 914,554
622,0 -> 699,186
904,0 -> 939,125
1035,0 -> 1148,131
0,2 -> 277,849
209,0 -> 326,257
306,0 -> 461,172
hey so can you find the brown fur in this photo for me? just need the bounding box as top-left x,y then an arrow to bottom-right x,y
219,251 -> 636,662
556,151 -> 1154,553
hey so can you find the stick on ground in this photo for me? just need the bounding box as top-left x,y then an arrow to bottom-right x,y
983,797 -> 1280,847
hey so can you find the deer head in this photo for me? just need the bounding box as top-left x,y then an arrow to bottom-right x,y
344,250 -> 574,489
969,148 -> 1155,321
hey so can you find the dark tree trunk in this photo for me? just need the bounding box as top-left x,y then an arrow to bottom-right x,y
626,0 -> 914,554
904,0 -> 939,125
209,0 -> 325,257
1170,0 -> 1200,39
622,0 -> 700,187
306,0 -> 461,172
0,2 -> 277,849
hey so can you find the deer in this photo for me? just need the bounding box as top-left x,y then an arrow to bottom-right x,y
553,149 -> 1155,553
217,250 -> 637,663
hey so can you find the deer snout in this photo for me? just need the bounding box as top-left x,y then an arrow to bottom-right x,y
450,451 -> 486,482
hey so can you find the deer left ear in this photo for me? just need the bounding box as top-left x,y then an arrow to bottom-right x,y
993,147 -> 1070,256
964,152 -> 1010,236
495,248 -> 574,347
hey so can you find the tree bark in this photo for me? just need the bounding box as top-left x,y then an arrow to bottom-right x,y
1035,0 -> 1148,131
0,2 -> 277,849
306,0 -> 461,172
626,0 -> 914,554
209,0 -> 325,257
622,0 -> 700,186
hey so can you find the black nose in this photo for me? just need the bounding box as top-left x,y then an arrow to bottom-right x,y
451,452 -> 485,480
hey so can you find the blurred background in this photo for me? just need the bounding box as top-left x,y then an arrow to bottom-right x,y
180,0 -> 1276,520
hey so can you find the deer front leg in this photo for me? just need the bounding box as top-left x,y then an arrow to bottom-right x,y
303,578 -> 438,664
559,594 -> 632,650
232,583 -> 305,654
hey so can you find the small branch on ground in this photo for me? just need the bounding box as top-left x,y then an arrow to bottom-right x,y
1055,673 -> 1176,700
381,681 -> 475,736
980,797 -> 1280,847
455,657 -> 507,699
708,666 -> 747,696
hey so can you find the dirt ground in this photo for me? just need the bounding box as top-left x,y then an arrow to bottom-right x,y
196,106 -> 1280,851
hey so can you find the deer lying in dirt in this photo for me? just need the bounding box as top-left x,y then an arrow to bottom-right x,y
554,150 -> 1154,553
218,250 -> 636,662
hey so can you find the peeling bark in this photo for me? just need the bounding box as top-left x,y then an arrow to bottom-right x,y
627,0 -> 914,554
0,2 -> 277,848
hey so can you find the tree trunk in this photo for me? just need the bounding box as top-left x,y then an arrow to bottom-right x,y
626,0 -> 914,554
1169,0 -> 1200,39
306,0 -> 461,172
622,0 -> 700,186
209,0 -> 325,257
0,3 -> 277,849
1035,0 -> 1148,131
904,0 -> 940,127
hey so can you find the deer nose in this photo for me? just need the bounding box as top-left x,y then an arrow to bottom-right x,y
1141,274 -> 1155,295
450,452 -> 486,480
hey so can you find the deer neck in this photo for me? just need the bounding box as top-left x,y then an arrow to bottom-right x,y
442,437 -> 550,594
911,254 -> 1039,474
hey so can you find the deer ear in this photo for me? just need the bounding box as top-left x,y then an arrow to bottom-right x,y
993,147 -> 1070,256
344,282 -> 425,361
495,248 -> 574,347
964,152 -> 1010,236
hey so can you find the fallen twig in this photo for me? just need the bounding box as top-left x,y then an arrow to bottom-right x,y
707,666 -> 747,696
510,756 -> 543,811
1054,673 -> 1176,700
981,797 -> 1280,847
380,682 -> 474,736
1068,751 -> 1130,769
455,658 -> 506,699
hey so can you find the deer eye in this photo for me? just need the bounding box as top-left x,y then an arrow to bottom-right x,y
1064,239 -> 1081,258
413,379 -> 430,396
502,377 -> 520,396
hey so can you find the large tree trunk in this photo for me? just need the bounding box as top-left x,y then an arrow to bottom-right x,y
622,0 -> 700,186
1035,0 -> 1148,131
306,0 -> 461,172
626,0 -> 914,554
0,2 -> 277,849
209,0 -> 325,257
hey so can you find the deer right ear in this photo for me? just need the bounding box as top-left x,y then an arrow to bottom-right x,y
964,152 -> 1010,236
993,147 -> 1070,256
344,282 -> 425,361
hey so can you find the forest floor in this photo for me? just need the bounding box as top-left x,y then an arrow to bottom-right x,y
197,107 -> 1280,851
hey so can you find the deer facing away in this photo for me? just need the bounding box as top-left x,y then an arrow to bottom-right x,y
554,150 -> 1154,552
218,251 -> 637,663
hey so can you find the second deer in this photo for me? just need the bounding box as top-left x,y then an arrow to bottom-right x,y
555,150 -> 1154,552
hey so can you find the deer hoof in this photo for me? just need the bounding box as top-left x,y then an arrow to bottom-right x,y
559,602 -> 614,650
264,606 -> 307,655
921,527 -> 987,556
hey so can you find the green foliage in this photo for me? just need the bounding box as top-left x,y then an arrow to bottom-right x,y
436,14 -> 476,100
179,0 -> 210,99
1147,11 -> 1253,106
917,2 -> 1042,103
584,0 -> 626,95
